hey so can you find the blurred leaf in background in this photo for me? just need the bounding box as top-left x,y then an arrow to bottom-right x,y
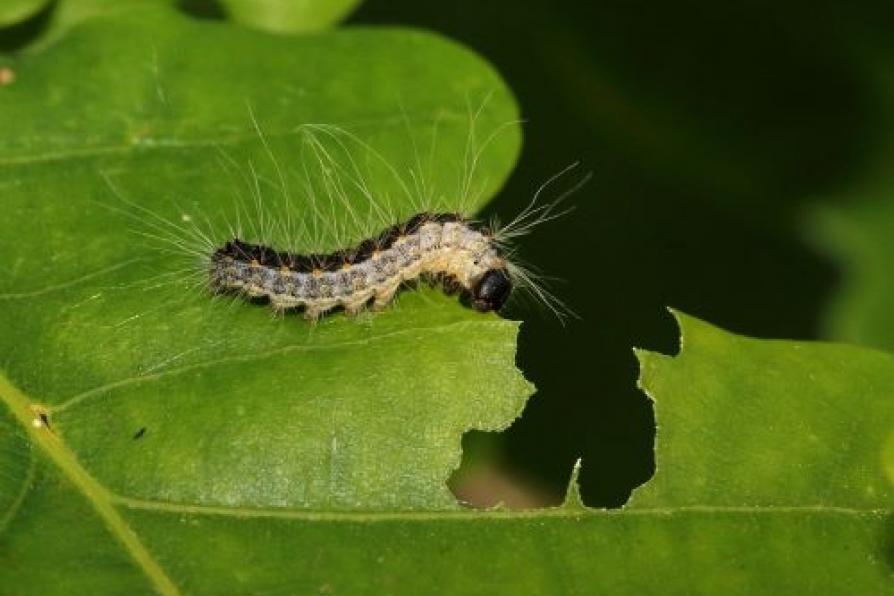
0,0 -> 49,28
806,52 -> 894,351
0,0 -> 363,50
218,0 -> 361,32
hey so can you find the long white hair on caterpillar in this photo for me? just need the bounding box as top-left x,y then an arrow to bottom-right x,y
101,103 -> 587,323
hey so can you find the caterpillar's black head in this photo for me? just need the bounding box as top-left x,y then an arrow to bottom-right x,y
471,268 -> 513,312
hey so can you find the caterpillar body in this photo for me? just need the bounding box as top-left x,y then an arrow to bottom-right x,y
110,118 -> 581,322
211,212 -> 512,318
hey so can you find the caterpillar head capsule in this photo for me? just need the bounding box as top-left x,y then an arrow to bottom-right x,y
471,268 -> 513,312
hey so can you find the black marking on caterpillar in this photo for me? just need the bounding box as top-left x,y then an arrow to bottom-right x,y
210,212 -> 513,318
103,116 -> 588,324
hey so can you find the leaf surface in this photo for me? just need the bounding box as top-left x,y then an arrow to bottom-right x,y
0,5 -> 530,594
1,5 -> 892,596
0,0 -> 48,27
810,193 -> 894,351
219,0 -> 361,32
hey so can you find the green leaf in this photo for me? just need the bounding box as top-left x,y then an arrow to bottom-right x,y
3,4 -> 891,595
6,1 -> 179,52
0,0 -> 49,28
805,56 -> 894,350
219,0 -> 361,32
8,0 -> 359,52
0,4 -> 530,593
635,310 -> 892,509
631,310 -> 892,593
809,193 -> 894,350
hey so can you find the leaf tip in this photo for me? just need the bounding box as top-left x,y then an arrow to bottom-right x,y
633,346 -> 667,403
561,458 -> 586,510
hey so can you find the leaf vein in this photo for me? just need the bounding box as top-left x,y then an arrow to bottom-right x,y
0,111 -> 469,168
0,372 -> 182,596
0,452 -> 36,539
0,260 -> 139,301
113,495 -> 887,522
51,319 -> 514,413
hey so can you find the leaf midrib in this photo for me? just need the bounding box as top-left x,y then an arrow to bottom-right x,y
2,368 -> 884,596
115,496 -> 883,521
0,371 -> 182,596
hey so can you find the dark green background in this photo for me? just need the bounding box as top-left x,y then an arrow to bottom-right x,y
5,0 -> 891,508
353,0 -> 894,507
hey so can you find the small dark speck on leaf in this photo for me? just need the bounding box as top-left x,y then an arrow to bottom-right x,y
133,427 -> 147,440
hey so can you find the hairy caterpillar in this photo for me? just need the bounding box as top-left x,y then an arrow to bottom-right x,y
212,212 -> 512,318
108,112 -> 583,322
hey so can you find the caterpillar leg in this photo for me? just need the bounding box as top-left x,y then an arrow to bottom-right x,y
341,287 -> 375,316
372,283 -> 401,310
344,298 -> 368,316
269,295 -> 296,312
304,298 -> 339,320
244,285 -> 266,298
440,275 -> 463,296
303,306 -> 324,320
